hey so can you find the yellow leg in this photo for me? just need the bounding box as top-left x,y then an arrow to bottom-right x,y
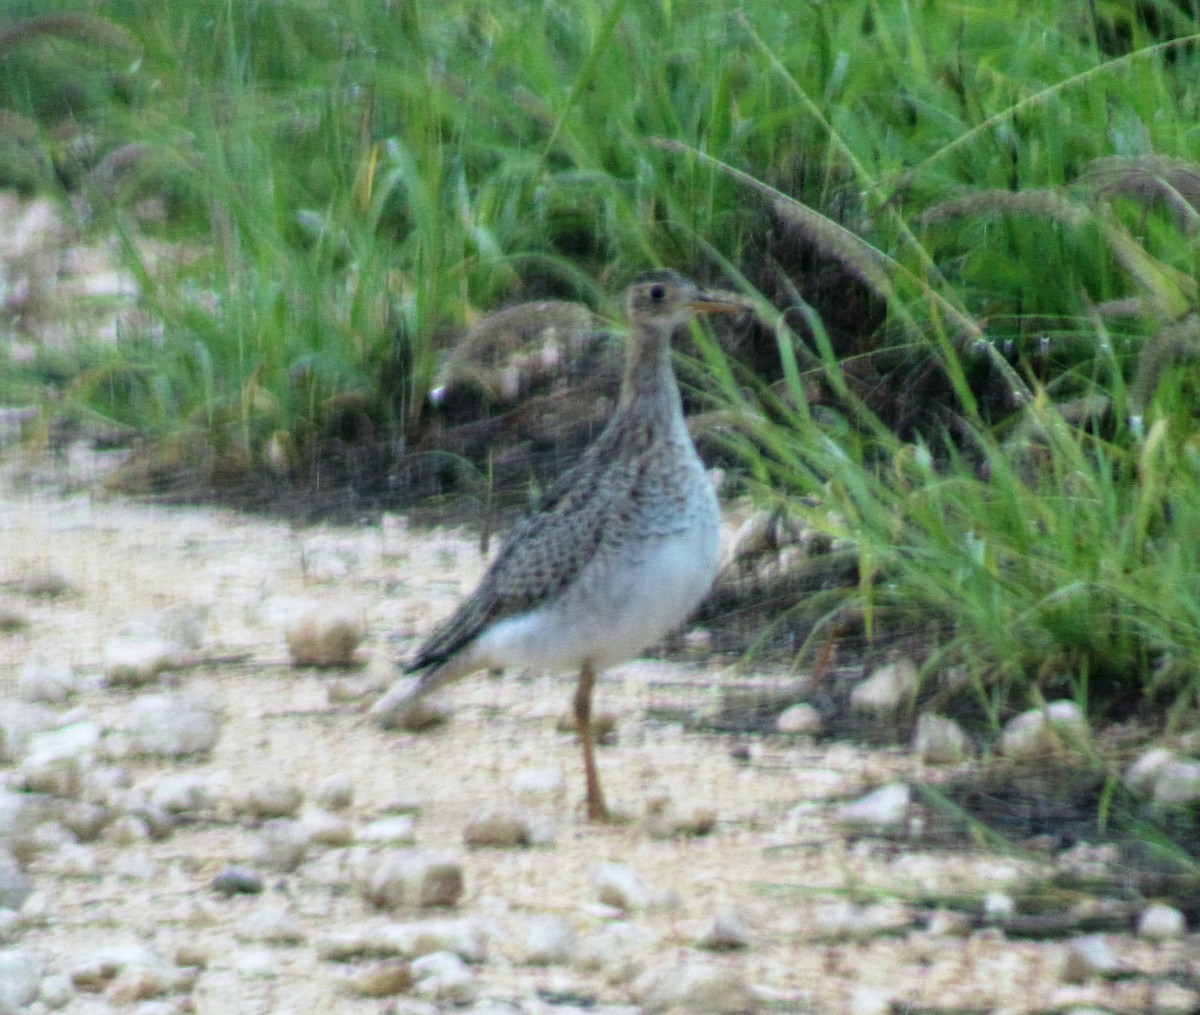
574,661 -> 609,822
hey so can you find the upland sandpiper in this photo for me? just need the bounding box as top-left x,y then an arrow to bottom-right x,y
397,271 -> 743,821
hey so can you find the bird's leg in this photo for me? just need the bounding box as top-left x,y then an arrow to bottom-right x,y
574,661 -> 609,822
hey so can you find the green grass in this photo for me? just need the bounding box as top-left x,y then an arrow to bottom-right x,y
3,0 -> 1200,741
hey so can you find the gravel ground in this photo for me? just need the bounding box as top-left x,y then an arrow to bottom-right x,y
0,460 -> 1197,1015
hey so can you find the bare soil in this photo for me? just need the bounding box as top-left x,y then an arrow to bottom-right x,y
1,457 -> 1196,1015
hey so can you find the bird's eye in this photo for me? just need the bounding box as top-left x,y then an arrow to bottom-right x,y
650,284 -> 665,302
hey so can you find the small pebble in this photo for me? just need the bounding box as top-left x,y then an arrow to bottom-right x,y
1137,903 -> 1186,940
254,818 -> 310,870
983,891 -> 1015,923
1123,747 -> 1175,797
38,972 -> 74,1009
632,959 -> 758,1014
1151,760 -> 1200,806
850,658 -> 918,715
103,634 -> 182,686
241,906 -> 306,944
343,958 -> 412,997
0,947 -> 43,1010
912,712 -> 972,764
357,850 -> 464,910
0,851 -> 34,913
229,780 -> 304,820
358,816 -> 416,845
59,801 -> 111,842
925,910 -> 971,937
302,808 -> 354,847
314,773 -> 354,811
1062,934 -> 1121,982
19,568 -> 75,599
150,774 -> 210,814
999,700 -> 1089,759
510,766 -> 564,797
411,951 -> 476,1004
370,679 -> 454,730
463,806 -> 534,848
523,915 -> 576,965
697,910 -> 751,950
285,607 -> 364,667
123,693 -> 221,757
105,966 -> 166,1004
17,653 -> 77,703
591,862 -> 648,912
837,783 -> 911,832
775,703 -> 822,735
211,865 -> 264,896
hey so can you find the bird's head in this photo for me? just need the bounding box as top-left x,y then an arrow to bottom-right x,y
626,270 -> 747,332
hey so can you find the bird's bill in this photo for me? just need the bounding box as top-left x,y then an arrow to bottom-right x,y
690,290 -> 751,316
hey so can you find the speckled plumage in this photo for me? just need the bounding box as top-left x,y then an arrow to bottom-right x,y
397,271 -> 743,820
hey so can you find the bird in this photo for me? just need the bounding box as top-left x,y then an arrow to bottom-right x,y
392,271 -> 744,821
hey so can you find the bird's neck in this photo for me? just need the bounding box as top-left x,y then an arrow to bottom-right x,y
617,323 -> 683,427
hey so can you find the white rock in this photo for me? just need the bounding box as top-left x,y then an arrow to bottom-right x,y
698,910 -> 751,950
0,909 -> 20,942
1151,760 -> 1200,806
644,792 -> 717,840
229,780 -> 304,819
314,773 -> 354,811
0,790 -> 52,842
523,915 -> 575,965
837,783 -> 910,832
849,986 -> 893,1015
0,851 -> 32,912
463,806 -> 534,848
925,910 -> 971,937
1137,903 -> 1186,940
254,819 -> 310,870
103,633 -> 183,686
410,951 -> 476,1004
150,774 -> 210,814
285,605 -> 364,667
381,918 -> 490,963
302,808 -> 353,847
18,653 -> 77,703
50,842 -> 97,876
0,947 -> 42,1011
59,800 -> 110,842
341,958 -> 412,997
775,703 -> 823,734
632,960 -> 759,1014
38,972 -> 73,1009
1062,934 -> 1121,982
573,924 -> 657,984
123,693 -> 221,757
1124,747 -> 1176,797
912,713 -> 972,764
20,721 -> 102,798
850,658 -> 918,714
591,862 -> 649,912
999,700 -> 1089,759
370,679 -> 454,730
357,850 -> 464,910
510,766 -> 564,796
983,891 -> 1015,922
240,906 -> 306,944
358,816 -> 417,845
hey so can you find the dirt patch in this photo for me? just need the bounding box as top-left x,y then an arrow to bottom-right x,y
0,463 -> 1196,1014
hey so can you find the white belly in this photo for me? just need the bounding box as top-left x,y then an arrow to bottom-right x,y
473,496 -> 720,673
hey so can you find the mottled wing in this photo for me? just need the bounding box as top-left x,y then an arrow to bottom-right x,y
404,426 -> 639,673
